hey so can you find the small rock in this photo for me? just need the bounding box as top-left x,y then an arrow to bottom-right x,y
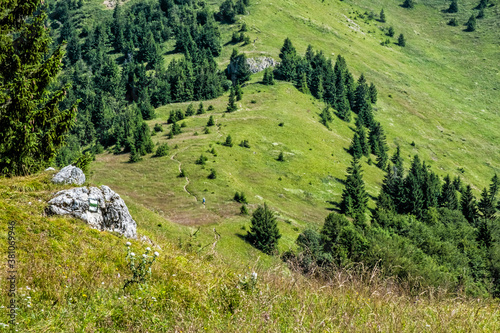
52,165 -> 85,185
45,167 -> 55,171
46,185 -> 137,238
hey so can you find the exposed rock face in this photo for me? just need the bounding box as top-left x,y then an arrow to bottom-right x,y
52,165 -> 85,185
47,185 -> 137,239
246,57 -> 278,74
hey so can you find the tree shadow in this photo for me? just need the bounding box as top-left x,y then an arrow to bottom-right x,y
326,200 -> 342,213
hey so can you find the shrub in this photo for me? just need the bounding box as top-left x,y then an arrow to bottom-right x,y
178,169 -> 186,177
387,26 -> 395,37
207,105 -> 214,111
277,151 -> 285,162
185,103 -> 195,117
207,115 -> 215,127
223,135 -> 233,147
240,205 -> 249,215
239,139 -> 250,148
154,143 -> 169,157
397,33 -> 406,46
208,169 -> 217,179
234,192 -> 248,204
196,154 -> 208,165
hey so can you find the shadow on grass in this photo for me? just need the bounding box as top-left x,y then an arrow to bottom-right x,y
326,200 -> 342,213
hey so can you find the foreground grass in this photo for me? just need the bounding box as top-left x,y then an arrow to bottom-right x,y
1,173 -> 499,332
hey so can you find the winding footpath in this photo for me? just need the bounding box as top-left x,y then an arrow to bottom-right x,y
170,147 -> 198,202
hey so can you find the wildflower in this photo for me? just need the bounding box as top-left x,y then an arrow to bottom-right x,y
143,254 -> 147,258
251,272 -> 258,280
102,282 -> 104,285
130,252 -> 135,257
146,247 -> 151,251
126,242 -> 131,247
154,251 -> 159,257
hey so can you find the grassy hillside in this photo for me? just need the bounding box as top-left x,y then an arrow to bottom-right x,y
1,173 -> 500,331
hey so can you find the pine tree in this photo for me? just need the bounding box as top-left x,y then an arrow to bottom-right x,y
390,146 -> 404,178
397,34 -> 406,47
447,0 -> 458,13
263,67 -> 275,85
218,0 -> 237,23
402,0 -> 415,9
247,203 -> 281,254
380,9 -> 386,22
439,175 -> 459,210
227,86 -> 237,112
387,26 -> 395,37
275,38 -> 298,81
478,174 -> 498,220
0,0 -> 77,175
403,155 -> 425,218
197,102 -> 205,115
340,157 -> 368,219
349,133 -> 363,159
224,135 -> 233,147
461,185 -> 478,225
207,115 -> 215,127
466,14 -> 476,31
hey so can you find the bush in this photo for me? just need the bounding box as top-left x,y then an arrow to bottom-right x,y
277,151 -> 285,162
178,169 -> 186,177
397,33 -> 406,47
154,143 -> 169,157
239,139 -> 250,148
129,148 -> 142,163
185,104 -> 195,116
234,191 -> 248,204
207,105 -> 214,111
223,135 -> 233,147
387,26 -> 395,37
196,154 -> 208,165
240,205 -> 249,215
448,18 -> 458,26
247,203 -> 281,254
208,169 -> 217,179
207,115 -> 215,126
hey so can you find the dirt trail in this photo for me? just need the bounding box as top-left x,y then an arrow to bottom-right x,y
170,147 -> 198,202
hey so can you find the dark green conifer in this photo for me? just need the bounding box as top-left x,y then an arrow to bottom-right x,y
207,115 -> 215,127
227,86 -> 237,112
402,0 -> 414,9
235,84 -> 243,101
340,157 -> 368,219
349,133 -> 363,159
439,175 -> 459,210
380,9 -> 386,22
0,0 -> 77,175
461,185 -> 478,225
447,0 -> 458,13
466,15 -> 476,31
247,203 -> 281,254
397,34 -> 406,47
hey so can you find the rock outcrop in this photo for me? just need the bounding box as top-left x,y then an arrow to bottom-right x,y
52,165 -> 86,185
46,185 -> 137,239
246,57 -> 278,74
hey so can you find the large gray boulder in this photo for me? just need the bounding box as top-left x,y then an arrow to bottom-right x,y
246,57 -> 278,74
46,185 -> 137,239
52,165 -> 86,185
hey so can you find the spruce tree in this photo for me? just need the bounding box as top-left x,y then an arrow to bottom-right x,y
227,86 -> 237,112
397,34 -> 406,47
461,185 -> 478,225
340,157 -> 368,219
390,146 -> 404,178
349,133 -> 363,159
380,9 -> 386,22
0,0 -> 77,175
439,175 -> 459,210
403,155 -> 425,218
247,203 -> 281,254
466,14 -> 476,31
478,174 -> 498,220
447,0 -> 458,13
402,0 -> 415,9
207,115 -> 215,127
263,67 -> 275,85
275,38 -> 298,81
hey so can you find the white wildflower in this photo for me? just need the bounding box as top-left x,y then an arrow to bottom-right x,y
251,272 -> 258,280
143,254 -> 147,258
130,252 -> 135,257
146,247 -> 151,251
126,242 -> 131,247
154,251 -> 159,257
